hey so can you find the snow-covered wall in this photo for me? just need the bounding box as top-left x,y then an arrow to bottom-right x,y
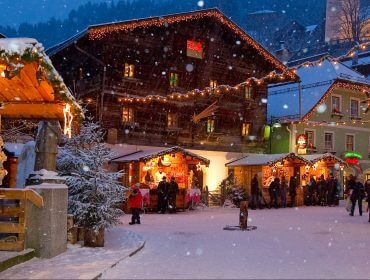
16,141 -> 36,188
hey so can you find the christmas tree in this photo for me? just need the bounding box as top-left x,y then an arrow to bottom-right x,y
57,121 -> 125,232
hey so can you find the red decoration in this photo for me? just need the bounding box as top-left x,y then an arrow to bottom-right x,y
296,134 -> 307,149
187,40 -> 204,59
345,157 -> 359,165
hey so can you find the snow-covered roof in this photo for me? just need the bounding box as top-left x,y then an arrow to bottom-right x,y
249,10 -> 276,15
268,58 -> 370,120
0,37 -> 82,119
111,146 -> 210,165
226,153 -> 310,167
305,25 -> 317,33
4,142 -> 25,157
301,153 -> 347,166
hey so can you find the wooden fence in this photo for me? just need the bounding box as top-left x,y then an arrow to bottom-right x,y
0,189 -> 43,251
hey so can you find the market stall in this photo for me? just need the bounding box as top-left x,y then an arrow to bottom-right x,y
226,153 -> 311,206
301,153 -> 348,197
111,146 -> 210,211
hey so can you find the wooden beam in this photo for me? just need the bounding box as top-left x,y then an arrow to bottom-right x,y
0,103 -> 64,119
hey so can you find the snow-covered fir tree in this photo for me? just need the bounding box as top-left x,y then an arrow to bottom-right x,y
57,121 -> 125,231
219,173 -> 248,208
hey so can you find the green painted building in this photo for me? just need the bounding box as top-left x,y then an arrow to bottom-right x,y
268,58 -> 370,180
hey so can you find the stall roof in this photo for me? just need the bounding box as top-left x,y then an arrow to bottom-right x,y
226,153 -> 310,167
111,146 -> 210,165
0,38 -> 81,119
301,153 -> 348,166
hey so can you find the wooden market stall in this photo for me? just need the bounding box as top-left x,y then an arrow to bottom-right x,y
226,153 -> 311,206
111,146 -> 210,211
301,153 -> 348,198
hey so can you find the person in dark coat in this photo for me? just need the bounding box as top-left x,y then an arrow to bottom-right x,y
349,176 -> 365,216
128,183 -> 143,225
280,176 -> 288,208
157,176 -> 169,214
327,174 -> 335,207
168,176 -> 179,213
317,174 -> 327,206
365,179 -> 370,223
289,176 -> 297,207
307,176 -> 316,206
250,174 -> 259,209
269,177 -> 280,209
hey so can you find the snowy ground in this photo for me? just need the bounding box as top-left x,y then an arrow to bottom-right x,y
102,204 -> 370,279
0,228 -> 145,279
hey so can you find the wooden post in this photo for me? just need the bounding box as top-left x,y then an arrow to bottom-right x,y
239,201 -> 248,230
34,121 -> 61,172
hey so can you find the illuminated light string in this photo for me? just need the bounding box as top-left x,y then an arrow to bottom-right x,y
63,103 -> 73,138
302,81 -> 370,122
291,41 -> 370,71
108,69 -> 296,104
87,10 -> 287,72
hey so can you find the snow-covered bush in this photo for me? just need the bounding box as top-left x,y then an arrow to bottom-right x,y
57,121 -> 125,231
219,173 -> 248,208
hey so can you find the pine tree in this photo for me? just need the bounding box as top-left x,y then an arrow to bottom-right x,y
57,121 -> 125,232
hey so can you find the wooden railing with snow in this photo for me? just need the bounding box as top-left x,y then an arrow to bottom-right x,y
0,188 -> 44,251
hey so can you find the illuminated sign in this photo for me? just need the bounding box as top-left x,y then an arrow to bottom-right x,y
345,157 -> 359,165
187,40 -> 204,59
344,152 -> 362,159
344,151 -> 362,165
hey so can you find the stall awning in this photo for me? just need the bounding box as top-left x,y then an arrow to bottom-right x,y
0,38 -> 81,119
111,146 -> 210,166
301,153 -> 348,166
226,153 -> 311,167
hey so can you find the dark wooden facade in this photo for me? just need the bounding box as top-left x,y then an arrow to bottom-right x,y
49,9 -> 289,152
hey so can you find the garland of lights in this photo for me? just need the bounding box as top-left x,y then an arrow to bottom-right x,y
88,9 -> 288,72
266,153 -> 311,167
302,81 -> 370,122
117,146 -> 210,165
111,68 -> 296,104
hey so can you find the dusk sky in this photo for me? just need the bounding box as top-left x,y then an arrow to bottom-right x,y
0,0 -> 110,27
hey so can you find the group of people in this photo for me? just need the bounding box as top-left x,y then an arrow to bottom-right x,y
347,175 -> 370,222
157,176 -> 179,214
250,174 -> 299,209
305,174 -> 339,207
128,175 -> 179,225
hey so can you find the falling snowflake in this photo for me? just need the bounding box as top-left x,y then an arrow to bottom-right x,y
186,64 -> 194,72
283,104 -> 288,109
197,0 -> 204,7
316,103 -> 327,114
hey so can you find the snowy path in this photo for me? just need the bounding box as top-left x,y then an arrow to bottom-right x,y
102,205 -> 370,279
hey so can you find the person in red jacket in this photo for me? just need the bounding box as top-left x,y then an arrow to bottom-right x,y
129,183 -> 143,225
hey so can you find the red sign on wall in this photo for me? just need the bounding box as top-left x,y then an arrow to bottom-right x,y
187,40 -> 204,59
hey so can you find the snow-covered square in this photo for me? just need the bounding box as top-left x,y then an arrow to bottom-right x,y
103,205 -> 370,279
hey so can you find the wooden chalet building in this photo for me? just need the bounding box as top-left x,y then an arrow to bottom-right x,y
48,9 -> 294,153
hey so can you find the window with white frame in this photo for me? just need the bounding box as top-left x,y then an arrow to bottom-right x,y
346,134 -> 355,151
324,132 -> 334,151
350,99 -> 359,117
305,129 -> 315,149
331,95 -> 341,114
